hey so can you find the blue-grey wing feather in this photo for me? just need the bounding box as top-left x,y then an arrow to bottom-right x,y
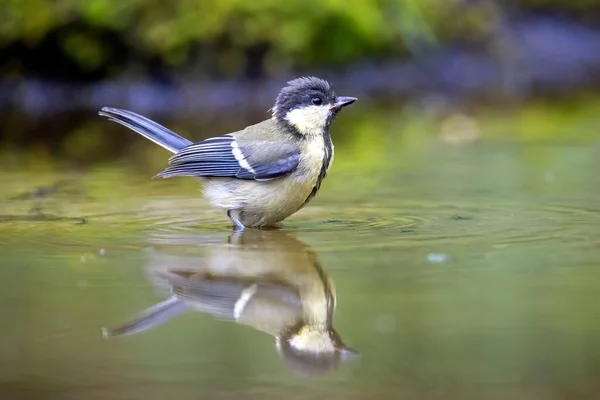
155,135 -> 300,180
162,271 -> 301,322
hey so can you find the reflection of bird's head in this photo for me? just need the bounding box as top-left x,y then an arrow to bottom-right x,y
276,326 -> 358,376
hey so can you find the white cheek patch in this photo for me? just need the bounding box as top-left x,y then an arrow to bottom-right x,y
285,105 -> 331,136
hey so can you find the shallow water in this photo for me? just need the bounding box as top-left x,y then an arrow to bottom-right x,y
2,105 -> 600,399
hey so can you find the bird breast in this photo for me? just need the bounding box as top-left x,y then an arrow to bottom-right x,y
298,135 -> 332,183
201,134 -> 333,227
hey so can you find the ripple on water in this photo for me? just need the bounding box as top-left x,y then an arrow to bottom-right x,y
132,197 -> 600,249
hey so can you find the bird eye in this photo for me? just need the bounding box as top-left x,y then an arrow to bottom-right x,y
311,97 -> 323,105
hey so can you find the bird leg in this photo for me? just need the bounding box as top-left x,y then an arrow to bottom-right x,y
227,210 -> 246,231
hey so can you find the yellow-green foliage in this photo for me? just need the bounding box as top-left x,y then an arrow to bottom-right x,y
2,0 -> 597,75
0,0 -> 507,73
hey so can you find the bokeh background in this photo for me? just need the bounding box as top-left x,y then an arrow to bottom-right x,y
2,0 -> 600,167
3,1 -> 600,399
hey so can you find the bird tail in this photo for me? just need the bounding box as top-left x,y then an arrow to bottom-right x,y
99,107 -> 193,153
102,296 -> 188,338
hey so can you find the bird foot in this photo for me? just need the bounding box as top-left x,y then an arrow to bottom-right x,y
227,210 -> 246,231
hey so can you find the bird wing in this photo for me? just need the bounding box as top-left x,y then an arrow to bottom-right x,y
155,134 -> 301,181
162,271 -> 302,324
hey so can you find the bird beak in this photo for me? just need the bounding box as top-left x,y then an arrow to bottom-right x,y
330,96 -> 358,111
339,346 -> 360,360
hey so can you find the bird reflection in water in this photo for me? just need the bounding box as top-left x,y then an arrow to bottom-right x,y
102,229 -> 357,375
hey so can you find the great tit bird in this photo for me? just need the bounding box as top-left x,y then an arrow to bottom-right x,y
102,229 -> 357,376
99,77 -> 357,230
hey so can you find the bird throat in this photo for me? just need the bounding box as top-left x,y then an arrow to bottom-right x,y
300,131 -> 333,208
273,115 -> 334,209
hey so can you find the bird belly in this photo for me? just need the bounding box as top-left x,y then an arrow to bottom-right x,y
202,174 -> 314,227
202,142 -> 327,227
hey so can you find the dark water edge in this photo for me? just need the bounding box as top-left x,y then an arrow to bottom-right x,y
2,16 -> 600,119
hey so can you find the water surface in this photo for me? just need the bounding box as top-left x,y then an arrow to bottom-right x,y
1,105 -> 600,399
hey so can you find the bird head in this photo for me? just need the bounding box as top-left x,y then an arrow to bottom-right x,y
272,76 -> 357,137
276,327 -> 359,376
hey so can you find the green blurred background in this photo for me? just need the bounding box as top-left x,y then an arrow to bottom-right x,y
2,0 -> 600,83
2,0 -> 600,167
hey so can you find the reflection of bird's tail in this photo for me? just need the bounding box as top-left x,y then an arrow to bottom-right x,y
99,107 -> 192,153
102,296 -> 188,338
